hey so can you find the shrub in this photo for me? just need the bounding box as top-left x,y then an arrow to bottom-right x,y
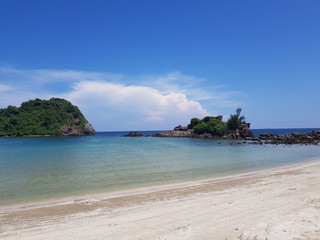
192,116 -> 227,136
188,118 -> 201,129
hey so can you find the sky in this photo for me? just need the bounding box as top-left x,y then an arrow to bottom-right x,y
0,0 -> 319,131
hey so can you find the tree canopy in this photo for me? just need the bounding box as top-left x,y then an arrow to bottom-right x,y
226,108 -> 246,131
0,98 -> 89,136
187,108 -> 247,136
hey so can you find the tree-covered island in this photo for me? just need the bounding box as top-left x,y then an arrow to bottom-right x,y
0,98 -> 95,137
154,108 -> 254,139
153,108 -> 320,145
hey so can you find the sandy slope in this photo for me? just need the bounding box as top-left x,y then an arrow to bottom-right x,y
1,160 -> 320,240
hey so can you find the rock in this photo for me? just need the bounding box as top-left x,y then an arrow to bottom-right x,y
124,131 -> 143,137
83,124 -> 96,135
153,130 -> 194,138
60,122 -> 95,136
239,123 -> 254,138
174,125 -> 188,131
292,132 -> 302,137
260,133 -> 272,137
72,119 -> 80,125
255,131 -> 320,145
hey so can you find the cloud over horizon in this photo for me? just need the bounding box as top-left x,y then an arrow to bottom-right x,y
0,67 -> 242,130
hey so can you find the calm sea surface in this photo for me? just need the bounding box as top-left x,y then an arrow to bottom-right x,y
0,129 -> 320,205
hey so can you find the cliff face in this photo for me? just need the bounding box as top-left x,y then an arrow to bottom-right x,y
0,98 -> 95,137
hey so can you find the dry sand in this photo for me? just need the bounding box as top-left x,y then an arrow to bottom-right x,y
1,160 -> 320,240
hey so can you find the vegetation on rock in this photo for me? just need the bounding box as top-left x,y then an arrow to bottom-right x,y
226,108 -> 246,130
0,98 -> 95,136
188,116 -> 227,136
187,108 -> 247,136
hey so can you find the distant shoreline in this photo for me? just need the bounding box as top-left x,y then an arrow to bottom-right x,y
1,128 -> 320,138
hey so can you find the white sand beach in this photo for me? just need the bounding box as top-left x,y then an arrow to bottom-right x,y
1,160 -> 320,240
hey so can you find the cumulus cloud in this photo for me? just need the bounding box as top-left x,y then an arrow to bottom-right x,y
0,67 -> 244,130
60,81 -> 209,130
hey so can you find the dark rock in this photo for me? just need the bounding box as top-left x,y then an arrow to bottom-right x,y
174,125 -> 188,131
254,131 -> 320,145
292,132 -> 302,137
82,124 -> 95,135
124,131 -> 143,137
61,123 -> 95,136
260,133 -> 272,137
153,129 -> 194,138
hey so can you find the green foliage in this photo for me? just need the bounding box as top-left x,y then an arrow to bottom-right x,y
0,98 -> 88,136
226,108 -> 246,131
190,116 -> 227,136
188,108 -> 247,136
187,118 -> 201,129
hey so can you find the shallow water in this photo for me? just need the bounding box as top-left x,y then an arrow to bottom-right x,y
0,131 -> 320,204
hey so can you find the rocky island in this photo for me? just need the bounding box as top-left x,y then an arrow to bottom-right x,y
154,108 -> 254,140
0,98 -> 95,137
154,108 -> 320,145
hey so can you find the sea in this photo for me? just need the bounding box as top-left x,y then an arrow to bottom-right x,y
0,128 -> 320,205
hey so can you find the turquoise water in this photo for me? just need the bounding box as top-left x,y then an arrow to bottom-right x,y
0,131 -> 320,204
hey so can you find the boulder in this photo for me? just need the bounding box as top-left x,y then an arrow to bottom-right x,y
153,130 -> 193,138
124,131 -> 143,137
174,125 -> 188,131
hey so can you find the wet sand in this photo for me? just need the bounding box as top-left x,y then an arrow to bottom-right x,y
1,160 -> 320,239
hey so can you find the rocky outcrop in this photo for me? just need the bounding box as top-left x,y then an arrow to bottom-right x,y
153,129 -> 194,138
254,131 -> 320,145
61,122 -> 95,136
174,125 -> 188,131
123,131 -> 144,137
223,123 -> 255,140
154,123 -> 255,140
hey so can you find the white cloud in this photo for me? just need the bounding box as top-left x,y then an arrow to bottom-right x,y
0,84 -> 13,92
0,67 -> 244,130
60,81 -> 209,130
145,116 -> 164,122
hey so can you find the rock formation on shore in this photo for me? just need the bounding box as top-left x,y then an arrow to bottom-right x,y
256,131 -> 320,145
154,126 -> 320,145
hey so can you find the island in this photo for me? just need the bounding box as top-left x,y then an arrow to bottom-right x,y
154,108 -> 320,145
0,98 -> 95,137
154,108 -> 254,140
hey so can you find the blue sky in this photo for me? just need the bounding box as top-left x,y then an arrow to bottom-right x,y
0,0 -> 319,131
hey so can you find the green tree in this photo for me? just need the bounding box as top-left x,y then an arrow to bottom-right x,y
187,118 -> 201,129
193,116 -> 227,136
227,108 -> 246,131
0,98 -> 91,136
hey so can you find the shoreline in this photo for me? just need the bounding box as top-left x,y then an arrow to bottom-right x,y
1,157 -> 319,210
1,159 -> 320,239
